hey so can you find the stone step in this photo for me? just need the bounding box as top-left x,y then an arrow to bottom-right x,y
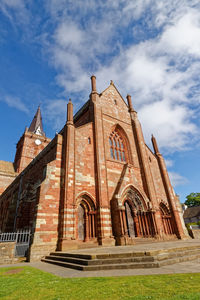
42,252 -> 200,271
46,248 -> 200,266
50,252 -> 93,260
44,254 -> 155,265
41,258 -> 159,271
158,253 -> 200,267
50,245 -> 200,260
42,244 -> 200,271
156,248 -> 200,261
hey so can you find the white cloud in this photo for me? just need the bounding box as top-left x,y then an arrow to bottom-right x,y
160,11 -> 200,57
0,0 -> 30,24
94,7 -> 200,152
139,100 -> 197,151
165,159 -> 174,168
168,171 -> 188,187
44,99 -> 67,130
1,0 -> 200,153
1,95 -> 29,113
55,23 -> 84,49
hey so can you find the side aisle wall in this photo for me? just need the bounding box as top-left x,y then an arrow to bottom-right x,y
0,134 -> 63,261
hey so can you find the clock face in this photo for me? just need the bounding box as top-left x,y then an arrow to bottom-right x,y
35,139 -> 42,146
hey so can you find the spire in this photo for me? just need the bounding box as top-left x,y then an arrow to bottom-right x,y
28,106 -> 45,136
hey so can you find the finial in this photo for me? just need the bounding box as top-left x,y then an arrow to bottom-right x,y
151,134 -> 160,154
110,80 -> 114,85
126,94 -> 133,111
91,75 -> 97,92
67,98 -> 73,125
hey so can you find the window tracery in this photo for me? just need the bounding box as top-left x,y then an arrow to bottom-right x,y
109,131 -> 126,162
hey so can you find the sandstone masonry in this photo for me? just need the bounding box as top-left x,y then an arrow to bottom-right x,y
0,76 -> 188,261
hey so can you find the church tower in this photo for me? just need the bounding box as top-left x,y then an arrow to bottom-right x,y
14,107 -> 51,173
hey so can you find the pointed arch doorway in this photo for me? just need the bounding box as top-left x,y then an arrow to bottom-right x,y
77,195 -> 97,242
160,203 -> 175,235
120,188 -> 157,239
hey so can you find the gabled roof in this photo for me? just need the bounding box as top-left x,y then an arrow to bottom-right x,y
100,81 -> 129,108
28,106 -> 45,136
183,206 -> 200,219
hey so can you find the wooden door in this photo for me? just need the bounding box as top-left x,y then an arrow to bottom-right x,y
125,202 -> 135,237
78,204 -> 85,240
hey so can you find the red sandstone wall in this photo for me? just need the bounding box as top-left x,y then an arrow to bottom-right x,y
0,134 -> 63,260
14,132 -> 51,173
0,173 -> 16,196
98,84 -> 147,200
146,147 -> 167,203
0,81 -> 187,258
75,123 -> 96,200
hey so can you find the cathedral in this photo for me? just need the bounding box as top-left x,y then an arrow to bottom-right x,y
0,76 -> 187,261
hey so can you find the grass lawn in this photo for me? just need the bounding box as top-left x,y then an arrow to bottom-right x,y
0,267 -> 200,300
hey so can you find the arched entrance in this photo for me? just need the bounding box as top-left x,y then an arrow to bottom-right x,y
77,195 -> 96,242
160,203 -> 175,235
121,188 -> 156,238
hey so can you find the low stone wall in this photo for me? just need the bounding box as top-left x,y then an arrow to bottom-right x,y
0,242 -> 16,264
28,243 -> 57,262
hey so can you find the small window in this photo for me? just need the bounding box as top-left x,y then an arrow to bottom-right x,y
88,137 -> 91,144
114,99 -> 117,105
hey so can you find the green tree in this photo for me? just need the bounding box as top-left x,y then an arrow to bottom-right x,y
185,193 -> 200,207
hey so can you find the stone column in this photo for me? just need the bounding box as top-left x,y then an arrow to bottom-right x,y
151,135 -> 186,239
127,95 -> 162,236
59,100 -> 76,250
90,76 -> 115,246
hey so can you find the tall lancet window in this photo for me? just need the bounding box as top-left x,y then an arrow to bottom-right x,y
109,131 -> 126,162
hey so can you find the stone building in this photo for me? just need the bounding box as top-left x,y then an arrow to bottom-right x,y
0,76 -> 187,261
183,206 -> 200,224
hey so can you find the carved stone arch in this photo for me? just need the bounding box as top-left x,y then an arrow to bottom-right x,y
121,185 -> 148,211
117,186 -> 156,239
159,202 -> 175,235
76,193 -> 96,211
109,124 -> 133,164
160,201 -> 170,216
76,193 -> 96,241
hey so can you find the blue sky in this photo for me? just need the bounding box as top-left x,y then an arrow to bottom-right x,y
0,0 -> 200,203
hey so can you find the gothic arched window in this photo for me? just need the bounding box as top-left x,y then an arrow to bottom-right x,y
109,131 -> 126,162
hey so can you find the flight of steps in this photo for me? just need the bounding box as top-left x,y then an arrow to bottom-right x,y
41,244 -> 200,271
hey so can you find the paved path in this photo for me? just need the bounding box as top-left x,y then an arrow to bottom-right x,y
1,239 -> 200,278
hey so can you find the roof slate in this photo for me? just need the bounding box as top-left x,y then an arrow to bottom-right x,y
0,160 -> 15,174
28,106 -> 45,136
183,206 -> 200,219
